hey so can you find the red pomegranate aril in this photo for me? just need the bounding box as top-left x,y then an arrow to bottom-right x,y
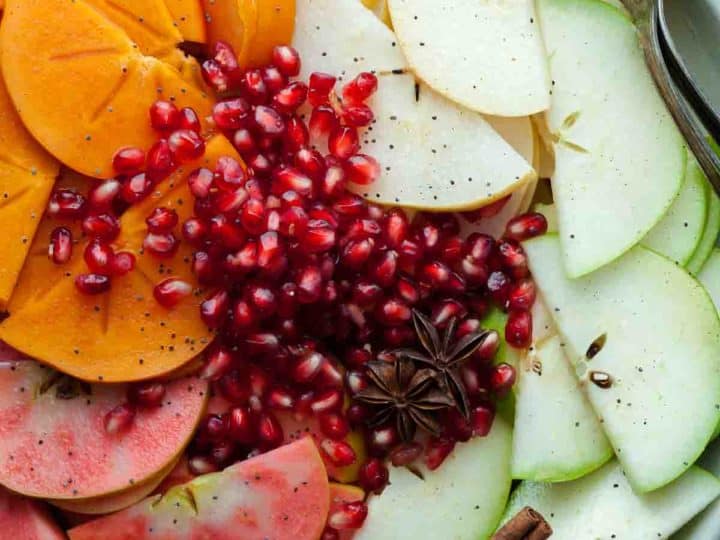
382,325 -> 412,347
245,284 -> 276,317
293,148 -> 325,179
84,240 -> 114,273
346,347 -> 372,368
265,386 -> 295,411
506,212 -> 548,241
214,156 -> 247,191
398,238 -> 424,265
303,223 -> 336,254
237,198 -> 264,235
460,255 -> 489,285
393,275 -> 419,305
231,299 -> 256,332
48,227 -> 73,265
344,154 -> 380,186
213,98 -> 250,130
487,270 -> 512,305
228,406 -> 256,445
242,69 -> 268,103
318,412 -> 350,441
193,251 -> 220,284
471,404 -> 495,437
112,147 -> 145,175
320,439 -> 357,467
120,173 -> 153,204
211,40 -> 239,72
345,368 -> 369,395
358,458 -> 389,495
203,414 -> 229,442
201,59 -> 231,93
328,501 -> 368,530
87,179 -> 121,211
425,437 -> 456,471
200,290 -> 230,329
491,363 -> 517,396
309,105 -> 338,140
178,106 -> 201,133
219,370 -> 251,405
153,278 -> 192,308
285,117 -> 309,153
321,528 -> 340,540
210,215 -> 245,250
272,81 -> 308,112
507,278 -> 537,311
145,207 -> 178,233
257,231 -> 283,267
110,252 -> 135,276
253,105 -> 286,137
279,206 -> 309,239
343,72 -> 378,104
168,129 -> 205,162
498,239 -> 529,279
186,167 -> 214,199
232,128 -> 257,156
342,239 -> 374,269
308,72 -> 337,106
261,65 -> 286,93
188,455 -> 219,475
343,104 -> 374,127
370,250 -> 398,287
367,425 -> 399,456
420,260 -> 451,287
383,209 -> 409,248
295,265 -> 322,303
210,440 -> 236,466
440,236 -> 464,264
310,389 -> 343,415
333,193 -> 366,217
465,232 -> 494,262
328,126 -> 360,160
47,189 -> 86,219
257,412 -> 284,449
505,309 -> 532,348
272,45 -> 301,76
444,408 -> 473,442
462,195 -> 511,221
75,273 -> 111,295
293,350 -> 324,383
474,330 -> 500,363
146,140 -> 176,182
182,218 -> 208,245
149,100 -> 180,131
127,382 -> 166,408
273,166 -> 313,196
104,403 -> 135,434
143,231 -> 179,257
346,403 -> 370,426
390,442 -> 423,467
431,298 -> 467,328
81,213 -> 119,241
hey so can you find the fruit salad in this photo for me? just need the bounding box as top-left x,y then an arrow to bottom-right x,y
0,0 -> 718,539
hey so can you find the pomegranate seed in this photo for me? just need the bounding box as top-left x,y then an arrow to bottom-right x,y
440,236 -> 464,264
143,232 -> 179,257
359,458 -> 389,495
220,370 -> 251,404
228,407 -> 256,445
341,239 -> 374,269
112,147 -> 145,175
367,425 -> 399,457
145,207 -> 178,233
149,100 -> 180,131
231,299 -> 256,332
309,105 -> 338,140
471,405 -> 495,437
328,126 -> 360,160
320,439 -> 357,467
200,290 -> 230,329
383,209 -> 409,248
168,129 -> 205,162
506,212 -> 548,241
384,325 -> 414,346
179,107 -> 201,133
201,59 -> 231,92
352,281 -> 382,307
333,194 -> 366,217
343,72 -> 378,104
253,105 -> 286,137
187,168 -> 214,199
87,179 -> 121,211
345,347 -> 372,368
318,160 -> 345,198
279,206 -> 309,239
272,45 -> 301,76
48,227 -> 73,265
346,403 -> 370,426
273,166 -> 313,196
244,284 -> 276,318
212,40 -> 239,72
120,173 -> 153,204
47,189 -> 86,219
321,528 -> 340,540
75,273 -> 111,295
425,437 -> 456,471
370,250 -> 398,287
110,252 -> 135,276
210,215 -> 245,250
266,386 -> 295,410
491,363 -> 517,395
498,239 -> 529,279
84,240 -> 114,273
232,128 -> 256,155
475,330 -> 501,363
203,414 -> 229,441
293,390 -> 315,420
462,195 -> 511,221
505,309 -> 532,348
343,104 -> 374,127
210,441 -> 236,466
444,408 -> 473,442
398,238 -> 424,265
224,240 -> 258,275
257,412 -> 284,449
507,278 -> 537,311
213,98 -> 250,130
245,332 -> 280,356
308,72 -> 336,106
153,278 -> 192,308
81,213 -> 119,241
237,198 -> 264,235
188,455 -> 219,475
303,222 -> 336,254
242,69 -> 268,103
466,233 -> 494,261
376,298 -> 412,326
344,154 -> 380,185
257,231 -> 283,268
146,140 -> 176,182
182,218 -> 208,245
261,65 -> 286,94
282,118 -> 308,153
272,81 -> 308,113
104,403 -> 135,434
193,251 -> 220,284
293,351 -> 325,383
318,412 -> 350,441
460,255 -> 489,285
390,442 -> 423,467
487,270 -> 512,305
214,156 -> 247,191
293,148 -> 325,179
419,261 -> 450,287
327,501 -> 368,530
127,382 -> 166,408
311,389 -> 343,414
296,265 -> 323,303
431,299 -> 467,328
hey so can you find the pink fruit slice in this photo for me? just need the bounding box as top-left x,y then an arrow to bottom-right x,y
0,346 -> 208,500
0,488 -> 65,540
68,437 -> 331,540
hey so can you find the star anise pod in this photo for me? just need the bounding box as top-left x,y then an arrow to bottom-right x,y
355,357 -> 455,441
394,310 -> 492,419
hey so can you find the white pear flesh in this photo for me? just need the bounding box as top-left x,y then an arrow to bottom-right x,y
699,250 -> 720,311
524,235 -> 720,492
642,155 -> 708,265
355,418 -> 512,540
674,438 -> 720,540
293,0 -> 536,211
538,0 -> 685,277
688,176 -> 720,274
512,335 -> 613,482
501,461 -> 720,539
387,0 -> 551,117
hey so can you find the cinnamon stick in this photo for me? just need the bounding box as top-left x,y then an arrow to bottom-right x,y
492,506 -> 553,540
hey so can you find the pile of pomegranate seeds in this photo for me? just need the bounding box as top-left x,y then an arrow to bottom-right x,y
42,41 -> 549,533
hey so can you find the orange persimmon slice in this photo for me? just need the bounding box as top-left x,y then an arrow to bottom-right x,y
0,73 -> 60,310
1,0 -> 213,179
164,0 -> 208,43
0,136 -> 240,382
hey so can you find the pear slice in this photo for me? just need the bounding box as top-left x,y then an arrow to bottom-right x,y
500,461 -> 720,538
642,155 -> 708,265
387,0 -> 550,117
674,439 -> 720,539
293,0 -> 535,211
524,235 -> 720,492
538,0 -> 685,277
512,335 -> 612,482
699,250 -> 720,311
688,176 -> 720,274
354,418 -> 512,540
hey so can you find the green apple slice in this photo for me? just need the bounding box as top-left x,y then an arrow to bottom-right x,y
538,0 -> 685,277
642,155 -> 708,265
687,176 -> 720,274
354,418 -> 512,540
387,0 -> 551,117
512,335 -> 613,482
524,235 -> 720,492
674,439 -> 720,539
293,0 -> 536,211
500,461 -> 720,538
699,250 -> 720,310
